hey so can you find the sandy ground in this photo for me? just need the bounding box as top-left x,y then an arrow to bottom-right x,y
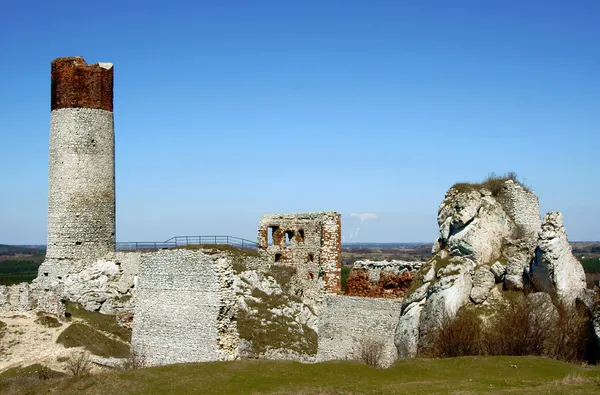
0,312 -> 74,373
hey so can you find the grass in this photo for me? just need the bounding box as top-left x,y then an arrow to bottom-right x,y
580,257 -> 600,274
5,356 -> 600,394
237,289 -> 317,356
451,172 -> 530,196
340,266 -> 350,293
65,302 -> 131,342
269,265 -> 297,288
56,323 -> 130,358
35,313 -> 63,328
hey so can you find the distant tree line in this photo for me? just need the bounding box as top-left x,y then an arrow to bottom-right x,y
0,260 -> 41,286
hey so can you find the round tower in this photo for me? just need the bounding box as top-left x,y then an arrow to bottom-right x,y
46,57 -> 115,261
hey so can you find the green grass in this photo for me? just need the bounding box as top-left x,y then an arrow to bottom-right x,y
237,289 -> 317,356
56,323 -> 130,358
0,320 -> 6,340
340,266 -> 350,293
0,364 -> 64,380
580,257 -> 600,274
6,356 -> 600,394
35,313 -> 63,328
65,302 -> 131,342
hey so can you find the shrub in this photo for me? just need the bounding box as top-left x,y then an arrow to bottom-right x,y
422,294 -> 597,364
122,349 -> 147,370
359,338 -> 385,368
65,351 -> 92,377
423,307 -> 483,358
451,172 -> 530,196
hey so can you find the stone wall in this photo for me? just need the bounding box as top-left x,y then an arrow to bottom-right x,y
258,212 -> 341,294
0,283 -> 34,314
316,295 -> 402,368
131,249 -> 238,366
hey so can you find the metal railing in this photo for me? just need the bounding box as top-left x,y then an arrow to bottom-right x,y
116,235 -> 258,252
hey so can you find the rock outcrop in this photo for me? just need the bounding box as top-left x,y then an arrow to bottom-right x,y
530,212 -> 587,306
396,177 -> 545,357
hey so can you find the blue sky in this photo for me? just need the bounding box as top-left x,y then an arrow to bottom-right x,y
1,1 -> 598,244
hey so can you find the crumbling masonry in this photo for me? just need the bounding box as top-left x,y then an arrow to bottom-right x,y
258,212 -> 342,294
0,56 -> 410,369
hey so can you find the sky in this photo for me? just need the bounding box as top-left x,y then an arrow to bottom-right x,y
0,0 -> 599,244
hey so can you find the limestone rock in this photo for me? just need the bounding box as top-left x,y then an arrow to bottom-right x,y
530,212 -> 586,305
395,300 -> 425,358
438,188 -> 515,266
503,240 -> 533,291
593,294 -> 600,349
418,256 -> 474,347
490,261 -> 506,283
470,267 -> 495,304
527,292 -> 558,328
496,180 -> 541,249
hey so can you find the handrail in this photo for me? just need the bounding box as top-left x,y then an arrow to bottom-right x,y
117,235 -> 258,252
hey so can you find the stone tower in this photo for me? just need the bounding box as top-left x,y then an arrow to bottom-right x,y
46,57 -> 115,261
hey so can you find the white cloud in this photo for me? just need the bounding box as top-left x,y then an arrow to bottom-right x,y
350,213 -> 378,222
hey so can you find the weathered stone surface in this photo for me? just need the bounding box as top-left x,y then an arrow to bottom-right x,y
131,249 -> 238,366
496,180 -> 541,248
258,212 -> 341,294
0,283 -> 34,314
34,252 -> 139,316
530,212 -> 586,305
353,260 -> 423,276
395,300 -> 425,358
47,57 -> 115,263
47,108 -> 115,261
593,291 -> 600,348
344,268 -> 412,298
235,263 -> 319,361
419,257 -> 474,344
317,295 -> 402,368
503,239 -> 533,291
51,57 -> 113,111
470,267 -> 495,304
438,189 -> 515,266
490,261 -> 506,283
526,292 -> 559,335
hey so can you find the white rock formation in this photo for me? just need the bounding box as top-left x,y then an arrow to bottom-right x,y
470,267 -> 496,304
530,212 -> 587,306
396,177 -> 546,358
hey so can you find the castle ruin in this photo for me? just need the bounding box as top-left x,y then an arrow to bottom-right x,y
0,57 -> 425,369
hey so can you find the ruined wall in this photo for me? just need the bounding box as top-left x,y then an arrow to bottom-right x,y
131,249 -> 238,366
344,260 -> 422,298
0,284 -> 34,314
317,295 -> 402,368
258,212 -> 341,294
46,57 -> 115,261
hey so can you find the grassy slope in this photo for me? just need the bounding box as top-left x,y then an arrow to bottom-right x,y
11,356 -> 600,394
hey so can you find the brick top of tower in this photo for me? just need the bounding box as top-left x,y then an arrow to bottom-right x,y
51,57 -> 113,112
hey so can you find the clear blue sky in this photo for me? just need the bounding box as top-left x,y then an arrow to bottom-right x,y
1,1 -> 598,244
